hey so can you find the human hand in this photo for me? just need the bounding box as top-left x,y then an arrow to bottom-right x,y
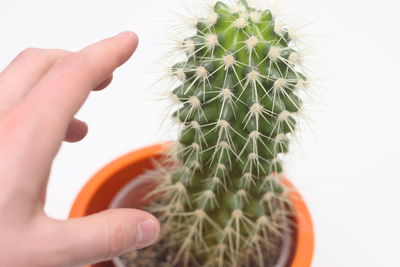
0,32 -> 160,267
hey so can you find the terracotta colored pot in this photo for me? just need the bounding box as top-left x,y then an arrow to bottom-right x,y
69,144 -> 314,267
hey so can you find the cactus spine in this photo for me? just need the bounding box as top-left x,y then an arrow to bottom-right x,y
145,0 -> 307,266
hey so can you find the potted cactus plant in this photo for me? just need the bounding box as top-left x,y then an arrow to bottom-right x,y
70,0 -> 314,266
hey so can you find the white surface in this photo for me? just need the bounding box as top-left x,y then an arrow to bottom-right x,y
0,0 -> 399,266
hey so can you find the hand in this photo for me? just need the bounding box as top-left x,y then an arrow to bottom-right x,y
0,32 -> 160,267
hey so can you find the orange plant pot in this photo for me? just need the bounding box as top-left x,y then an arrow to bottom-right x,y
70,144 -> 314,267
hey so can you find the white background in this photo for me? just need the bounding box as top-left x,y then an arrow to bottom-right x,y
0,0 -> 398,266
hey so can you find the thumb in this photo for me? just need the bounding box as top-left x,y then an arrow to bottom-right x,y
56,209 -> 160,266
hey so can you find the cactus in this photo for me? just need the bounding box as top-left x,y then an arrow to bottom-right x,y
130,0 -> 308,266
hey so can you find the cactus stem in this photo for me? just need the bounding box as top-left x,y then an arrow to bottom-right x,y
142,1 -> 314,265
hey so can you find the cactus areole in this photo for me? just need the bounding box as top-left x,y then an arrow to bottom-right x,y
128,0 -> 308,266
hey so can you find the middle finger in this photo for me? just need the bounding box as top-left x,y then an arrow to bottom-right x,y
0,48 -> 69,118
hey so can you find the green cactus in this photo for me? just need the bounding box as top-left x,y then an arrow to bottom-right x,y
133,0 -> 307,266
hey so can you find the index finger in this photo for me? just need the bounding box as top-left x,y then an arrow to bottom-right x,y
22,31 -> 138,154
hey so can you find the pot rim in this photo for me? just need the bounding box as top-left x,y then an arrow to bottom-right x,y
69,144 -> 314,267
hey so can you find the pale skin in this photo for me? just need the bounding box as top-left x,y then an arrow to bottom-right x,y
0,32 -> 160,267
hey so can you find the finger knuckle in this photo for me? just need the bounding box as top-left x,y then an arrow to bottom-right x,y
13,48 -> 66,67
16,47 -> 43,59
56,52 -> 96,74
103,215 -> 132,259
56,52 -> 82,67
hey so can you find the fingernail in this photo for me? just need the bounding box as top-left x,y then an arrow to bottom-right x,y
135,219 -> 159,248
118,31 -> 137,38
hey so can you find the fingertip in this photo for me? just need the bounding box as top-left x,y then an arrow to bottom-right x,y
65,119 -> 88,142
93,75 -> 113,91
135,216 -> 160,249
117,31 -> 139,50
118,31 -> 138,40
107,31 -> 139,69
54,209 -> 160,266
